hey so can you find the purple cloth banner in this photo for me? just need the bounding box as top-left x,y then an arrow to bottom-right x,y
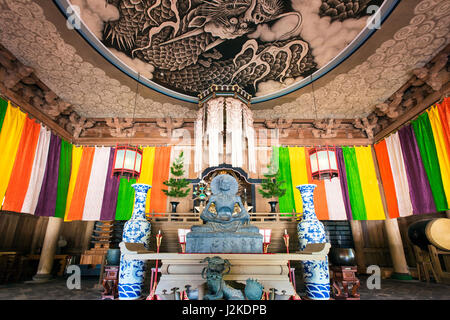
35,133 -> 61,217
336,147 -> 353,220
398,125 -> 436,214
99,148 -> 120,221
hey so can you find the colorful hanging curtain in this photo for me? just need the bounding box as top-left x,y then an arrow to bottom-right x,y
2,117 -> 40,212
385,133 -> 413,217
398,125 -> 436,214
149,146 -> 172,214
0,97 -> 7,131
100,148 -> 120,221
34,134 -> 62,217
278,147 -> 295,214
412,113 -> 448,211
115,177 -> 136,220
324,177 -> 347,220
336,148 -> 353,220
354,146 -> 385,220
427,105 -> 450,204
64,146 -> 83,221
66,147 -> 95,220
373,140 -> 400,218
0,103 -> 26,204
138,147 -> 156,213
21,127 -> 51,214
342,147 -> 367,220
82,147 -> 111,220
54,140 -> 72,218
305,148 -> 330,220
288,147 -> 309,214
437,98 -> 450,154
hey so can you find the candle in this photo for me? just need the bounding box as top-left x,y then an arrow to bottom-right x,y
158,230 -> 161,235
284,229 -> 287,235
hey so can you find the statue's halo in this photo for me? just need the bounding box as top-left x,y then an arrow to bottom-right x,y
210,174 -> 239,195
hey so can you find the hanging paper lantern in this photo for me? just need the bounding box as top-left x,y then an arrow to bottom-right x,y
112,145 -> 143,179
309,146 -> 339,180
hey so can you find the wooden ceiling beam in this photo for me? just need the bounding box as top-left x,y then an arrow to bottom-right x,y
0,84 -> 73,142
374,81 -> 450,143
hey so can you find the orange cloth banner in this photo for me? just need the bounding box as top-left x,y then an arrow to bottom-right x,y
305,148 -> 329,220
374,140 -> 400,218
149,146 -> 172,214
66,147 -> 95,220
2,117 -> 41,211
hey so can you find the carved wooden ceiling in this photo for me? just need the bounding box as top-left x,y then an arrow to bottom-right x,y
0,0 -> 448,144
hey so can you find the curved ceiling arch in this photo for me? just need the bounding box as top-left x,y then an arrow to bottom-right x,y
54,0 -> 399,103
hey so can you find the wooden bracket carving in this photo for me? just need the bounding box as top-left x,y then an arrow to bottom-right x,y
312,119 -> 342,138
41,90 -> 72,119
264,119 -> 292,138
375,91 -> 403,119
67,112 -> 95,139
105,117 -> 136,138
156,117 -> 184,138
0,63 -> 34,89
413,52 -> 448,92
353,116 -> 378,139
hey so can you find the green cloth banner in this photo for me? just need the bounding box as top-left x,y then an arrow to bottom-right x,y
115,177 -> 136,220
342,147 -> 367,220
0,97 -> 7,132
278,146 -> 296,214
412,113 -> 448,211
54,140 -> 73,218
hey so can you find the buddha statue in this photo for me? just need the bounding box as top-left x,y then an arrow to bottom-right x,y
186,174 -> 263,253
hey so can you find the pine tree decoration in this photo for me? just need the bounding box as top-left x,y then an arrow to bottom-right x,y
258,155 -> 286,199
162,151 -> 190,198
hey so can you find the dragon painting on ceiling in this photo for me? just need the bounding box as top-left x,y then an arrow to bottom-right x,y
73,0 -> 385,97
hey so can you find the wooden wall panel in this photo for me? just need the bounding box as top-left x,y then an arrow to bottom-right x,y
0,211 -> 88,255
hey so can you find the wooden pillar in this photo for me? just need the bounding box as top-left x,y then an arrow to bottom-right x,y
350,220 -> 366,274
81,221 -> 96,253
384,218 -> 412,279
32,217 -> 63,282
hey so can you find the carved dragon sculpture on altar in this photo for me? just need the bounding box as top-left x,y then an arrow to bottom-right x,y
201,256 -> 264,300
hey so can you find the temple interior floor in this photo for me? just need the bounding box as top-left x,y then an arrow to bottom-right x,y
0,275 -> 449,300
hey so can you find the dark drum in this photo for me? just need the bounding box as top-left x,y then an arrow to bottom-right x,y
408,218 -> 450,251
329,247 -> 356,266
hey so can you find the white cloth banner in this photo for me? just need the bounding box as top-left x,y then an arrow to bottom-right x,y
21,126 -> 51,214
81,147 -> 111,221
194,108 -> 203,173
385,133 -> 413,217
324,177 -> 348,220
243,104 -> 256,173
226,98 -> 243,168
207,97 -> 224,167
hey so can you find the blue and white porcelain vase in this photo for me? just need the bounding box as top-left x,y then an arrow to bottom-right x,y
296,184 -> 330,300
118,183 -> 151,300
